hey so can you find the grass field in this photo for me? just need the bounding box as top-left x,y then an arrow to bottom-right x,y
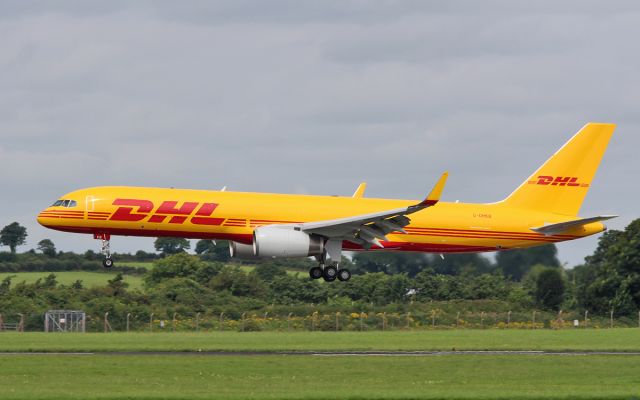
116,261 -> 305,276
2,330 -> 640,399
117,261 -> 155,270
1,354 -> 639,399
0,271 -> 144,290
2,329 -> 640,353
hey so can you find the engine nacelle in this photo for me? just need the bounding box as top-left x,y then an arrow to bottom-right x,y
253,227 -> 324,258
229,241 -> 258,259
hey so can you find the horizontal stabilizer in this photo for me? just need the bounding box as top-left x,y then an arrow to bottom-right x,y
531,215 -> 617,236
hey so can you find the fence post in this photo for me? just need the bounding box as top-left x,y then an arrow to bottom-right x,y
126,313 -> 131,333
610,309 -> 614,328
18,313 -> 24,332
104,312 -> 111,333
480,312 -> 485,328
507,311 -> 511,328
312,311 -> 318,332
558,309 -> 563,329
431,310 -> 436,328
382,312 -> 387,331
219,312 -> 224,331
584,310 -> 588,328
406,312 -> 411,329
196,313 -> 200,332
287,313 -> 293,331
360,312 -> 365,332
335,312 -> 340,332
149,313 -> 154,332
241,312 -> 246,332
172,313 -> 177,332
532,311 -> 536,329
456,312 -> 460,328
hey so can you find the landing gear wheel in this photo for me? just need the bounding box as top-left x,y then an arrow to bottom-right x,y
337,268 -> 351,282
103,258 -> 114,268
323,265 -> 337,282
309,266 -> 323,280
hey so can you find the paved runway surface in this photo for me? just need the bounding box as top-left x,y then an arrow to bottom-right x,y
3,350 -> 640,356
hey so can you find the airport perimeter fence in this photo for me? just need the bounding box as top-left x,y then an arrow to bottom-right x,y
2,308 -> 640,333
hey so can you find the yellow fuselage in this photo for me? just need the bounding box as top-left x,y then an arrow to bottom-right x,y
37,186 -> 605,253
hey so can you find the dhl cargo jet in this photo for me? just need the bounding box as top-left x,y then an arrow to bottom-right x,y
38,123 -> 616,282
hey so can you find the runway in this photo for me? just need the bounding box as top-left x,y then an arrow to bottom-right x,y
3,350 -> 640,356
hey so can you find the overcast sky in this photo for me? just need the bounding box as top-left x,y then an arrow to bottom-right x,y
0,1 -> 637,266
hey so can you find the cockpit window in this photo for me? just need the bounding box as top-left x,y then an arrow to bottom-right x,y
51,199 -> 78,208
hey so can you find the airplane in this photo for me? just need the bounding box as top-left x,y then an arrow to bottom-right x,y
38,122 -> 616,282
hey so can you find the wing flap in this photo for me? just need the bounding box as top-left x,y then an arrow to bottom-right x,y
299,172 -> 448,246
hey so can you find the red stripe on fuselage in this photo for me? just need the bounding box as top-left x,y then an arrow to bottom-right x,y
40,225 -> 255,244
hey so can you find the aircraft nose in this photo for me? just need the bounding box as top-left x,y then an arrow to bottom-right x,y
37,209 -> 52,227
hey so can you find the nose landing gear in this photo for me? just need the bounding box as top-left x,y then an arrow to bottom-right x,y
94,233 -> 114,268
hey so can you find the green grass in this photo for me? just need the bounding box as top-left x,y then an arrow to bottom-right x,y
0,272 -> 144,290
239,264 -> 305,276
2,329 -> 640,353
117,261 -> 155,270
3,331 -> 640,399
1,354 -> 639,399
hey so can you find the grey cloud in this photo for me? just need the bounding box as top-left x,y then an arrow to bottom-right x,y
0,1 -> 637,264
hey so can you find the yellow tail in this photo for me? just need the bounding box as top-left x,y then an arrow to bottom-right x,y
500,122 -> 615,216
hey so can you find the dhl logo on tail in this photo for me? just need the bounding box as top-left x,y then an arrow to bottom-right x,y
528,176 -> 589,187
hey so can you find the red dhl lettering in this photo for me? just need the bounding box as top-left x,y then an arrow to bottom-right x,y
528,176 -> 588,187
109,199 -> 224,225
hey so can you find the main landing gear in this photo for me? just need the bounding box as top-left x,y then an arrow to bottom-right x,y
309,239 -> 350,282
94,233 -> 114,268
309,264 -> 351,282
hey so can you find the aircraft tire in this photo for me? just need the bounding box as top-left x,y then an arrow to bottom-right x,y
103,258 -> 114,268
309,266 -> 323,280
323,266 -> 337,282
337,268 -> 351,282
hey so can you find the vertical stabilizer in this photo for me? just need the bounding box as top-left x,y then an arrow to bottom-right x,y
500,123 -> 615,216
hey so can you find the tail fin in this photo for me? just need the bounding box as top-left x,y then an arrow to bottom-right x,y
500,122 -> 615,216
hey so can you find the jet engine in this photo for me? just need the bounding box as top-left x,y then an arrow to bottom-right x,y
229,227 -> 324,259
254,226 -> 324,258
229,241 -> 257,259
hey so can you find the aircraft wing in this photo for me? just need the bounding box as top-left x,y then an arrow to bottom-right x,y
298,172 -> 448,249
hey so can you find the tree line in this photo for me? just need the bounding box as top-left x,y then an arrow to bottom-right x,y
0,218 -> 639,328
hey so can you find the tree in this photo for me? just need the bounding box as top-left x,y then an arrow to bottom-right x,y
431,253 -> 494,275
194,239 -> 231,262
145,253 -> 219,285
535,268 -> 565,310
352,252 -> 428,277
154,237 -> 190,256
577,219 -> 640,315
0,222 -> 27,253
37,239 -> 56,257
496,244 -> 560,281
107,273 -> 129,296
